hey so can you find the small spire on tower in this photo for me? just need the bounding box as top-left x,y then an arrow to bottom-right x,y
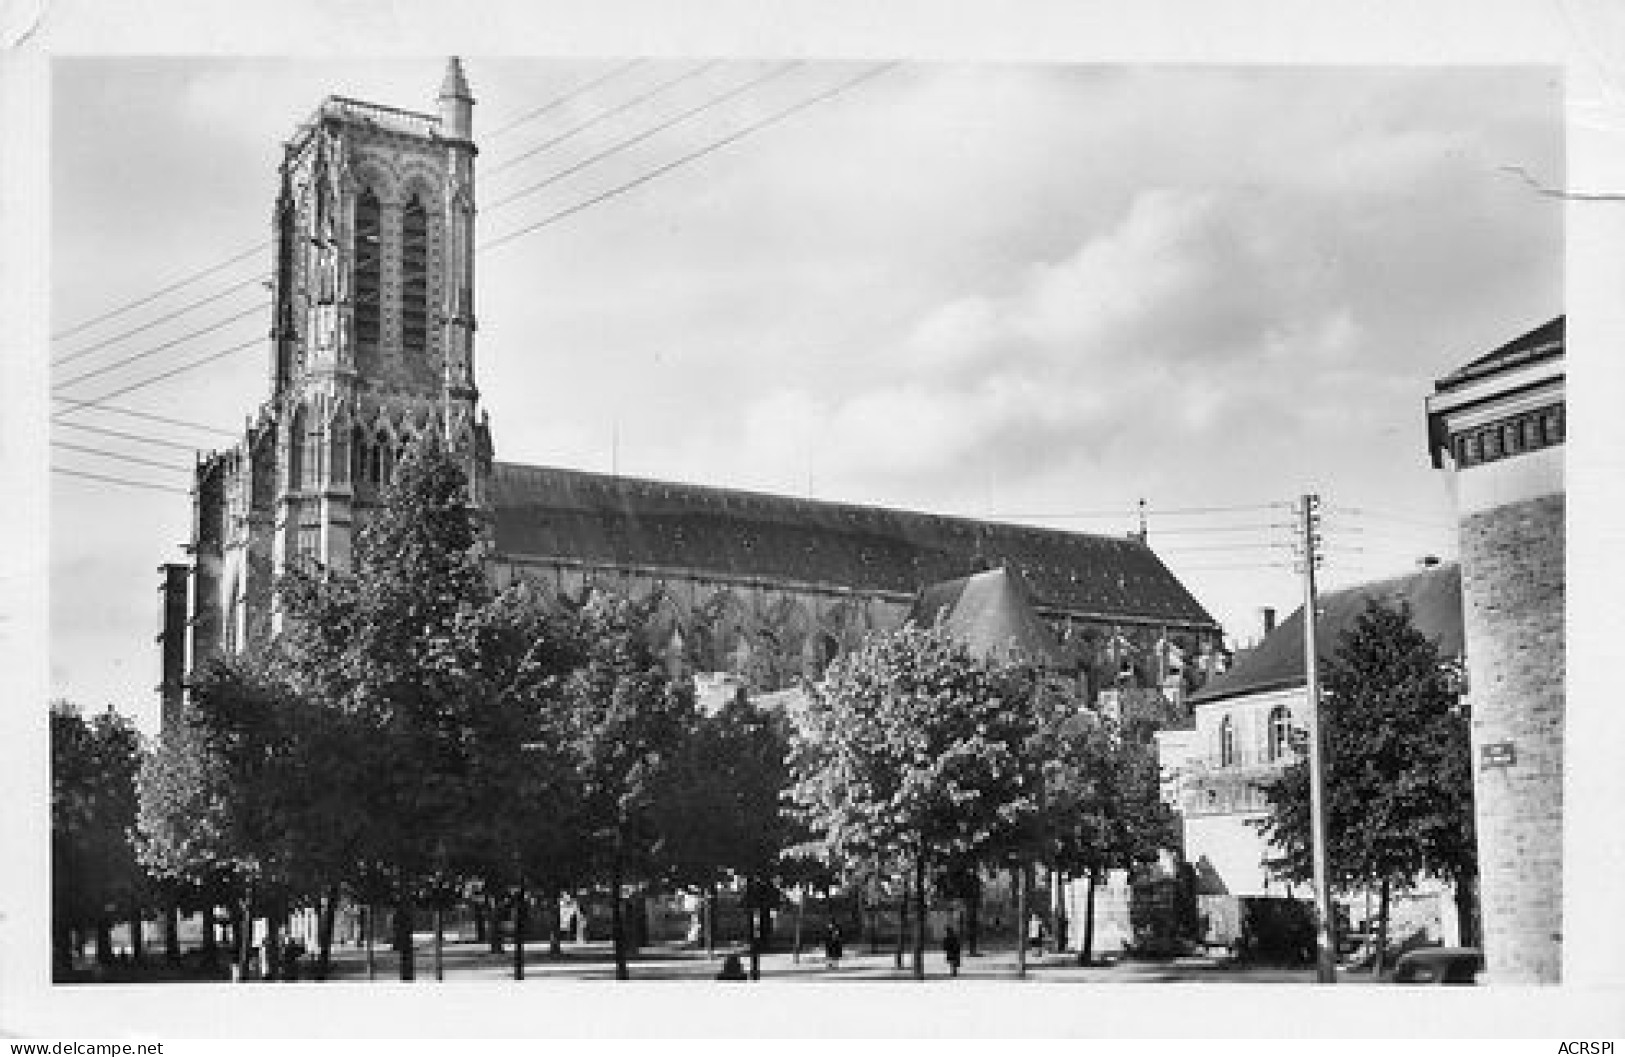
438,56 -> 474,140
440,56 -> 472,101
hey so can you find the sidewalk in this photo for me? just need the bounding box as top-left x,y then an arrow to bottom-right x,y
314,939 -> 1326,984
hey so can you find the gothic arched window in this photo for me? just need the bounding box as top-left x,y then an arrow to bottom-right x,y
350,426 -> 367,487
354,189 -> 382,345
1219,715 -> 1236,768
288,405 -> 309,491
1267,704 -> 1294,761
401,194 -> 429,353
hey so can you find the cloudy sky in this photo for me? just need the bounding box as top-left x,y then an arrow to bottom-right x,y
48,56 -> 1562,736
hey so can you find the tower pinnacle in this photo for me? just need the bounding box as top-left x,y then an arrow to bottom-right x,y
439,56 -> 474,140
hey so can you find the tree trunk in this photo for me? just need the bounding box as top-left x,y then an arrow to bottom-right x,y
365,904 -> 376,981
129,899 -> 146,966
966,872 -> 982,957
912,851 -> 928,980
610,857 -> 629,981
513,875 -> 526,980
473,895 -> 487,946
894,873 -> 908,970
94,910 -> 112,962
1080,868 -> 1098,966
201,904 -> 218,968
547,887 -> 563,957
395,884 -> 415,982
487,889 -> 504,955
316,883 -> 339,982
1015,863 -> 1028,978
705,881 -> 717,956
433,904 -> 444,981
792,887 -> 805,963
263,895 -> 284,982
164,901 -> 182,964
747,893 -> 761,981
1453,874 -> 1478,949
236,889 -> 254,982
1373,876 -> 1392,978
1053,869 -> 1069,955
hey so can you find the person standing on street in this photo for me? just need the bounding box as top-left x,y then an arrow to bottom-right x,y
942,926 -> 962,977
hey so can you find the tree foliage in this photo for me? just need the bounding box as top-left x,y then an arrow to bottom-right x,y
52,702 -> 146,969
788,621 -> 1040,976
1254,600 -> 1475,925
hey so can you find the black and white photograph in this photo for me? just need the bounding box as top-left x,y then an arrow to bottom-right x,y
5,0 -> 1625,1043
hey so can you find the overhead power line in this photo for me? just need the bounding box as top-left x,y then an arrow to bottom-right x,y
53,273 -> 269,369
53,301 -> 268,392
1325,504 -> 1453,530
52,335 -> 265,415
51,466 -> 192,496
485,61 -> 802,213
52,440 -> 191,475
53,420 -> 211,453
484,57 -> 650,139
52,242 -> 267,342
484,60 -> 720,180
485,63 -> 898,254
48,398 -> 237,440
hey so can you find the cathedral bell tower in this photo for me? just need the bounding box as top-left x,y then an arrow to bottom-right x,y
265,57 -> 490,579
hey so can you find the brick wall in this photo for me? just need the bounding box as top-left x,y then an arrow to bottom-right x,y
1459,491 -> 1564,983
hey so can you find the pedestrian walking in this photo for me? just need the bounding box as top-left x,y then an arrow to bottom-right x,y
942,926 -> 962,977
824,923 -> 844,969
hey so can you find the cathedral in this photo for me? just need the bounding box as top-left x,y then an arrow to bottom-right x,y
161,60 -> 1222,723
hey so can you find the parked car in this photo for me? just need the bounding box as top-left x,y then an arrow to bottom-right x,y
1390,946 -> 1483,985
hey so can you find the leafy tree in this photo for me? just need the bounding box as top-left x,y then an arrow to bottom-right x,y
1039,697 -> 1176,964
1254,600 -> 1476,970
788,622 -> 1039,979
561,589 -> 695,980
274,432 -> 500,980
136,654 -> 337,979
434,585 -> 584,976
52,702 -> 146,974
655,689 -> 793,969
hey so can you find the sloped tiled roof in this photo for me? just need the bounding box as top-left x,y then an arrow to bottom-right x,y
1189,562 -> 1462,706
909,567 -> 1068,667
490,462 -> 1218,629
1434,316 -> 1564,394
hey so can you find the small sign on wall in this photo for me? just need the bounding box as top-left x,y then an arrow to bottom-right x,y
1482,741 -> 1516,768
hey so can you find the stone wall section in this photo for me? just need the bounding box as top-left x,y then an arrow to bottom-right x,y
1459,491 -> 1564,984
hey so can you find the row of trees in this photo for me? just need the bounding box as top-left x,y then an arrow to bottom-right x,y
53,433 -> 1478,982
104,436 -> 1179,982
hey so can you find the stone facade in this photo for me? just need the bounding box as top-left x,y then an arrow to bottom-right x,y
189,61 -> 491,666
1426,316 -> 1565,984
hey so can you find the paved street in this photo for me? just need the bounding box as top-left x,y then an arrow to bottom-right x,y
306,938 -> 1357,985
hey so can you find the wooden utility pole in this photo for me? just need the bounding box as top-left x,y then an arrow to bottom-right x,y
1299,493 -> 1337,983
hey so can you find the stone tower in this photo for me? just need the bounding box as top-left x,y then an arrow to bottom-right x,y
1425,316 -> 1565,984
190,59 -> 491,662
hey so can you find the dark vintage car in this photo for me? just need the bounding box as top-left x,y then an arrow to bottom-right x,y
1390,946 -> 1483,985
